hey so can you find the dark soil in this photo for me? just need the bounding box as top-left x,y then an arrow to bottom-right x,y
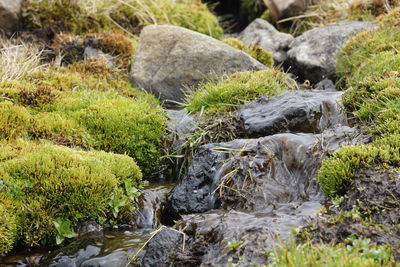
303,166 -> 400,258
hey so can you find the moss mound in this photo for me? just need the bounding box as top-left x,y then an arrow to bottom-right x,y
0,141 -> 142,253
185,69 -> 296,114
223,38 -> 274,67
316,8 -> 400,197
0,60 -> 167,175
22,0 -> 223,38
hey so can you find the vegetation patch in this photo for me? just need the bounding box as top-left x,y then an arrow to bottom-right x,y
270,237 -> 396,267
185,69 -> 296,114
223,37 -> 274,67
0,141 -> 142,254
316,8 -> 400,198
0,60 -> 167,175
287,0 -> 400,35
22,0 -> 223,38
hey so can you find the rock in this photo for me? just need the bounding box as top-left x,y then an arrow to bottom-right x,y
80,251 -> 128,267
286,21 -> 376,83
136,185 -> 171,229
77,220 -> 103,236
141,228 -> 184,267
239,90 -> 346,137
315,79 -> 337,92
84,46 -> 114,66
0,0 -> 22,33
165,126 -> 367,217
166,109 -> 198,150
239,18 -> 294,64
264,0 -> 307,20
171,202 -> 320,266
49,245 -> 102,267
129,25 -> 266,108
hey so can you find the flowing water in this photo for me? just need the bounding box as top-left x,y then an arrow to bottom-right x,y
0,183 -> 175,267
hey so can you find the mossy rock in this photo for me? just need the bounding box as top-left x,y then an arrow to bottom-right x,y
185,69 -> 296,114
223,38 -> 274,67
0,141 -> 142,253
22,0 -> 223,38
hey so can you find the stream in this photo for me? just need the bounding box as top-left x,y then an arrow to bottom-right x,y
0,183 -> 175,267
0,89 -> 369,266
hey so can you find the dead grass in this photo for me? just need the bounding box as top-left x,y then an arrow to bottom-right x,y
0,39 -> 45,82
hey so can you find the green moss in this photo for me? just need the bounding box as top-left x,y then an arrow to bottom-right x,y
22,0 -> 223,38
72,96 -> 167,175
0,141 -> 142,252
0,61 -> 167,175
185,69 -> 296,114
0,197 -> 19,254
223,38 -> 274,67
271,238 -> 395,267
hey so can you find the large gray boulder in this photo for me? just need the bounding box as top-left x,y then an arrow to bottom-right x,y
239,90 -> 346,137
239,18 -> 294,64
0,0 -> 22,33
286,21 -> 376,83
130,25 -> 266,108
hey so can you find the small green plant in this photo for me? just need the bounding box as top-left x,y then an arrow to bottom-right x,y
108,193 -> 126,218
226,238 -> 247,253
52,217 -> 78,245
124,179 -> 141,203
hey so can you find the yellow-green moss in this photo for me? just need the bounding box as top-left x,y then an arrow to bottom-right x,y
185,69 -> 296,114
0,61 -> 167,175
0,197 -> 19,254
0,141 -> 142,252
223,38 -> 274,67
22,0 -> 223,38
271,238 -> 395,267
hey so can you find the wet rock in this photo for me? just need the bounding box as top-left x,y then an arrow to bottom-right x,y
263,0 -> 307,20
315,79 -> 337,92
136,186 -> 171,229
129,25 -> 266,108
141,228 -> 184,267
239,18 -> 294,64
49,245 -> 102,267
239,90 -> 346,137
77,220 -> 103,236
286,21 -> 376,83
158,202 -> 320,266
166,109 -> 198,151
0,0 -> 22,33
166,126 -> 366,217
80,251 -> 128,267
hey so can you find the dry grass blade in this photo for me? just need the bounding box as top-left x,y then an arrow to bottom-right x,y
0,39 -> 45,82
